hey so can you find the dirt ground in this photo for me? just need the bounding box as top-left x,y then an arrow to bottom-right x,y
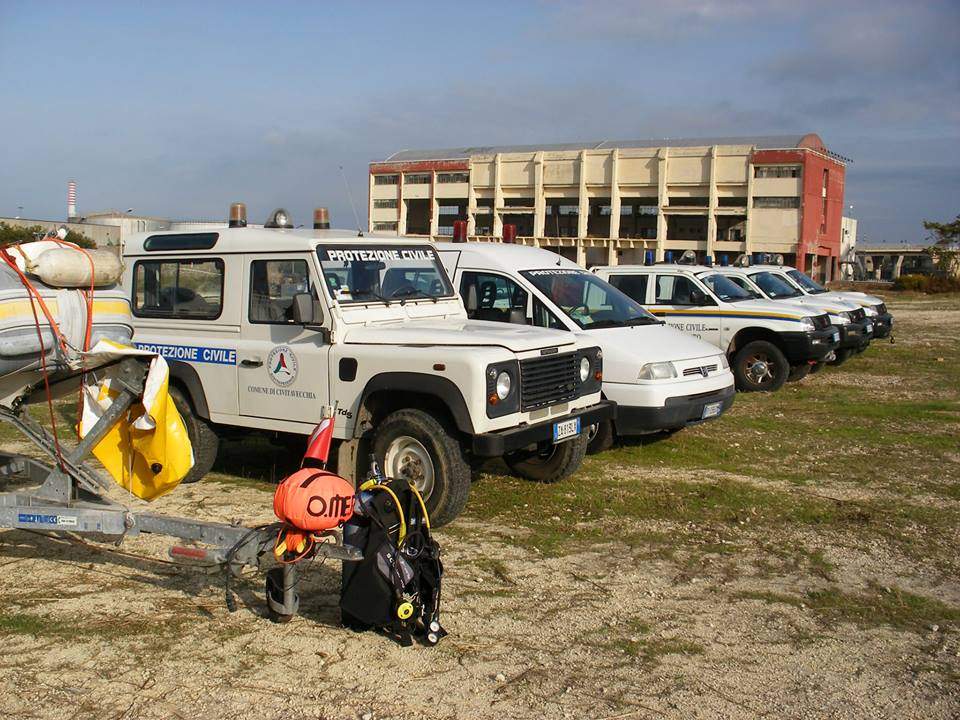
1,292 -> 958,720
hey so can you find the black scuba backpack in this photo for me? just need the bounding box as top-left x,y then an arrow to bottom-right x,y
340,476 -> 446,647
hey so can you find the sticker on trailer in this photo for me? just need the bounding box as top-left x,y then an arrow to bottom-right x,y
135,343 -> 237,365
18,513 -> 78,527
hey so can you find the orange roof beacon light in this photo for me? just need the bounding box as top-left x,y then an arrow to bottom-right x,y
228,202 -> 247,228
313,207 -> 330,230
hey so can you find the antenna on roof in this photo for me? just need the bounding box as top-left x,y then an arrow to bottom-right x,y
339,165 -> 363,236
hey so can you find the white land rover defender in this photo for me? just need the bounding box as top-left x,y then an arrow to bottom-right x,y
593,256 -> 840,393
435,242 -> 735,453
123,217 -> 612,525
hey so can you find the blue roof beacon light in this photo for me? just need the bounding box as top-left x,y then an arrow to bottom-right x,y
665,251 -> 674,262
645,250 -> 654,266
705,255 -> 713,266
720,254 -> 729,266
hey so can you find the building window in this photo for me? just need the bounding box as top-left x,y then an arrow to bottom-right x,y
373,199 -> 397,209
404,173 -> 431,184
718,196 -> 748,207
374,174 -> 398,185
249,259 -> 311,324
133,258 -> 224,319
373,222 -> 398,232
437,172 -> 469,184
754,165 -> 801,178
667,196 -> 709,207
753,196 -> 800,209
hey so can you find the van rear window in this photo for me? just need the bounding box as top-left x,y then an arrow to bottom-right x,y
133,258 -> 224,319
144,233 -> 219,251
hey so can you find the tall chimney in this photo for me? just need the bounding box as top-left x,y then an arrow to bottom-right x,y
67,180 -> 77,220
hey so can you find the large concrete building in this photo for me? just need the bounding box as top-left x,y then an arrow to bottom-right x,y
369,133 -> 849,280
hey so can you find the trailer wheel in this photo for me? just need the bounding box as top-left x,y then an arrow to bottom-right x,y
372,409 -> 471,527
787,364 -> 811,383
169,385 -> 220,483
586,420 -> 615,454
732,341 -> 789,392
505,434 -> 588,483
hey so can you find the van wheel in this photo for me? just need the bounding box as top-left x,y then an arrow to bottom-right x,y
787,364 -> 811,383
732,341 -> 789,392
586,420 -> 615,454
505,434 -> 588,483
372,409 -> 470,527
169,385 -> 219,483
828,348 -> 854,366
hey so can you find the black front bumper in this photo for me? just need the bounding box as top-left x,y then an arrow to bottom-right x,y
616,384 -> 735,436
871,312 -> 893,338
472,400 -> 616,456
839,321 -> 871,350
780,327 -> 841,364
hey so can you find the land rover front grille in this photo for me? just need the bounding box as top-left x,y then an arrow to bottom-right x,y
813,314 -> 831,330
683,364 -> 718,377
851,308 -> 866,323
520,352 -> 580,411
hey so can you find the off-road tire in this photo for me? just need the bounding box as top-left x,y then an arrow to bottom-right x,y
787,363 -> 811,383
586,419 -> 615,454
504,433 -> 589,483
732,340 -> 789,393
169,385 -> 219,483
828,348 -> 854,366
372,409 -> 471,527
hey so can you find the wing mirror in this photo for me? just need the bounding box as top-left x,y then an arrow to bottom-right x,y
292,292 -> 324,326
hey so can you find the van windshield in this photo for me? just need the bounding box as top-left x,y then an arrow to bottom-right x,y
750,271 -> 803,299
520,269 -> 660,330
317,245 -> 454,304
700,273 -> 757,302
787,269 -> 827,294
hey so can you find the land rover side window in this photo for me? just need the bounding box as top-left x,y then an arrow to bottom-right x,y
752,271 -> 802,299
655,275 -> 701,306
317,245 -> 453,303
521,269 -> 658,329
459,271 -> 527,323
607,274 -> 648,304
133,258 -> 223,319
249,259 -> 311,324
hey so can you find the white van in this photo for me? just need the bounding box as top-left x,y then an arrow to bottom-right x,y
123,222 -> 612,525
592,261 -> 840,392
711,266 -> 873,366
436,242 -> 734,452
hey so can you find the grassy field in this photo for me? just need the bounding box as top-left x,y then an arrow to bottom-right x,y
0,291 -> 958,719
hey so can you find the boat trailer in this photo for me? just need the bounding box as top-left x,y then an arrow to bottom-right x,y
0,357 -> 361,621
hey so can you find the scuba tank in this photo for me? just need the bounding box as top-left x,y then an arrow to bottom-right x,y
340,456 -> 447,647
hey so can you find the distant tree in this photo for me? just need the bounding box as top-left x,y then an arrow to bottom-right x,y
0,223 -> 96,249
923,214 -> 960,277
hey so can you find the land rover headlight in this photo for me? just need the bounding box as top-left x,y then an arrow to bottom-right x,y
800,317 -> 816,332
496,371 -> 512,400
579,357 -> 591,383
638,362 -> 676,380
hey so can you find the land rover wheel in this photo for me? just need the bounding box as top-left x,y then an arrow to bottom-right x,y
828,348 -> 854,366
787,363 -> 811,383
372,409 -> 471,527
169,385 -> 219,483
732,341 -> 789,392
586,420 -> 615,454
504,434 -> 588,483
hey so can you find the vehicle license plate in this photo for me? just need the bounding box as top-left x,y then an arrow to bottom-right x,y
865,322 -> 873,333
830,330 -> 840,343
702,402 -> 722,420
553,418 -> 581,442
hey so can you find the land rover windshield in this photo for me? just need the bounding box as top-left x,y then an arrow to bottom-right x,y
700,273 -> 757,302
317,245 -> 454,304
751,271 -> 803,299
520,268 -> 659,330
786,269 -> 828,294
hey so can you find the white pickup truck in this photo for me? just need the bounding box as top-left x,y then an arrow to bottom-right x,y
436,242 -> 734,452
592,260 -> 840,392
123,221 -> 613,525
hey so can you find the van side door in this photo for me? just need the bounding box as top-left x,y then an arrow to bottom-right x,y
236,254 -> 331,431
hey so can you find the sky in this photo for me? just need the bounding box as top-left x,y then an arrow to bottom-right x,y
0,0 -> 957,244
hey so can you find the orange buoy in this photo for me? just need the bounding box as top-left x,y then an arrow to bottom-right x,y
273,468 -> 355,532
